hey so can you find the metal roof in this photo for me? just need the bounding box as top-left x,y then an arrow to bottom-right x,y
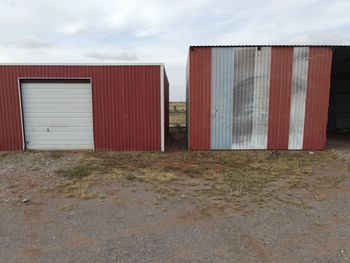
190,45 -> 350,48
0,63 -> 164,66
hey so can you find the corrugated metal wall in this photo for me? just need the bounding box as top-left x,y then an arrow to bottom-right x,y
288,47 -> 309,149
267,48 -> 294,149
303,48 -> 333,149
252,47 -> 271,149
188,48 -> 211,150
0,65 -> 165,151
188,46 -> 333,150
211,48 -> 234,149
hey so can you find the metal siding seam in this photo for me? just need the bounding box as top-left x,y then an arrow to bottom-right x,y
303,48 -> 333,149
252,47 -> 271,149
288,47 -> 309,149
160,65 -> 165,151
210,48 -> 234,149
232,47 -> 256,149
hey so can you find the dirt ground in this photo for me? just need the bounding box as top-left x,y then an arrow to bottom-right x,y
1,130 -> 350,263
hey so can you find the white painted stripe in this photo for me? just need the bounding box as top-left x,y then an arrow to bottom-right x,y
288,47 -> 309,150
252,47 -> 271,149
160,65 -> 165,152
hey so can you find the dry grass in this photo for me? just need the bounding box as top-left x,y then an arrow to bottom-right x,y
0,153 -> 8,162
169,102 -> 186,126
50,151 -> 63,160
53,149 -> 336,208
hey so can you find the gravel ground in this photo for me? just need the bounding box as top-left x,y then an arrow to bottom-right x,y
0,136 -> 350,263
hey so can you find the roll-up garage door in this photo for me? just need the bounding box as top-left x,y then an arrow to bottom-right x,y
21,81 -> 94,150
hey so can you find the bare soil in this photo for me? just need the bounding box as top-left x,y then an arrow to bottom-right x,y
0,131 -> 349,263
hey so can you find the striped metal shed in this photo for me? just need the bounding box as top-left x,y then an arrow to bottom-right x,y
187,45 -> 350,150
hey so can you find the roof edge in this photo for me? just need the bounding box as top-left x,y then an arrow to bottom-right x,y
190,45 -> 350,48
0,62 -> 165,67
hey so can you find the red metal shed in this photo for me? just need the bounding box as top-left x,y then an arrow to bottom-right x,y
0,64 -> 168,151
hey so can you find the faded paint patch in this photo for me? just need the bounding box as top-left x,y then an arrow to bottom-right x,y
232,47 -> 256,149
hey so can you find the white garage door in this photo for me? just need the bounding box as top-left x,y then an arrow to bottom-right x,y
21,81 -> 94,150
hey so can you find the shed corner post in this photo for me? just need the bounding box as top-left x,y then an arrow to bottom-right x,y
160,64 -> 165,152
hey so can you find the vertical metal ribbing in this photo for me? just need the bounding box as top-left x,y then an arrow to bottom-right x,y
251,47 -> 271,149
210,48 -> 234,149
232,47 -> 256,149
288,47 -> 309,149
303,47 -> 333,150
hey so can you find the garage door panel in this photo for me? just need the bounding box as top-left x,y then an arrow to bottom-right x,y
25,143 -> 93,150
23,112 -> 93,118
21,83 -> 90,90
23,98 -> 91,103
23,106 -> 92,113
23,117 -> 93,127
21,82 -> 94,150
25,127 -> 93,132
25,131 -> 93,140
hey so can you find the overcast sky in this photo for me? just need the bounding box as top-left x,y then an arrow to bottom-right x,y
1,0 -> 349,101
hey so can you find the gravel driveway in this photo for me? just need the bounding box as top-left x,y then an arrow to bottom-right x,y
0,139 -> 349,263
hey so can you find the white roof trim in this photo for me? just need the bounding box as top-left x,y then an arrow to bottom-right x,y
0,63 -> 165,66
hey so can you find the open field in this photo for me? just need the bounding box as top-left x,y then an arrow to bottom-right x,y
0,131 -> 350,262
169,102 -> 186,127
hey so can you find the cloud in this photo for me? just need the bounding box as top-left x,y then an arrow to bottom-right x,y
84,50 -> 138,61
7,36 -> 55,49
59,23 -> 90,36
0,0 -> 350,100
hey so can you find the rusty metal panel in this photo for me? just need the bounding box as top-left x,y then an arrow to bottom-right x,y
251,47 -> 271,149
288,47 -> 309,149
267,47 -> 294,149
188,47 -> 212,150
232,47 -> 256,149
210,48 -> 234,149
303,48 -> 333,150
0,65 -> 164,151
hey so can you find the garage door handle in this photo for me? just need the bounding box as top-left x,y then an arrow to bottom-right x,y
47,128 -> 50,132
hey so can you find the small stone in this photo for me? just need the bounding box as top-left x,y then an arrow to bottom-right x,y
22,198 -> 30,203
309,151 -> 314,155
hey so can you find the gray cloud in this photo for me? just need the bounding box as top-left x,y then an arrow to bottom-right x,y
7,37 -> 55,49
84,51 -> 138,61
0,0 -> 350,101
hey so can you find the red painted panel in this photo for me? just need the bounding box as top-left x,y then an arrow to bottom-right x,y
188,48 -> 212,150
0,65 -> 163,151
267,48 -> 294,149
303,48 -> 333,150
